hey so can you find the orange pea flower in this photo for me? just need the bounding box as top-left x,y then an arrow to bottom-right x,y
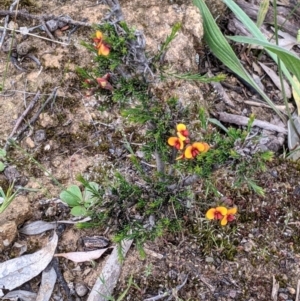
176,123 -> 189,141
206,206 -> 228,220
184,142 -> 210,159
93,30 -> 103,44
93,30 -> 110,56
168,137 -> 184,150
220,207 -> 237,226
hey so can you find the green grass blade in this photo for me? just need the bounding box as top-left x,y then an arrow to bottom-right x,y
228,36 -> 300,81
257,0 -> 269,28
193,0 -> 284,120
223,0 -> 300,103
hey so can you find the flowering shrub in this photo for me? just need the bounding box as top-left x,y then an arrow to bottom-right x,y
83,31 -> 114,96
206,206 -> 237,226
167,123 -> 210,159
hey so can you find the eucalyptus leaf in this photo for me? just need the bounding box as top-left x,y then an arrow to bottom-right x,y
0,233 -> 58,290
71,206 -> 87,217
0,162 -> 5,172
60,185 -> 83,207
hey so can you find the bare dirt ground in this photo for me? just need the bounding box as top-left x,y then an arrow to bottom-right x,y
1,0 -> 300,301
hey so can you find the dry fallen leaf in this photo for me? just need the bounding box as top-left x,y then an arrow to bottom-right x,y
87,240 -> 133,301
54,248 -> 109,263
36,266 -> 57,301
0,233 -> 58,290
258,62 -> 291,98
19,221 -> 57,235
2,290 -> 37,301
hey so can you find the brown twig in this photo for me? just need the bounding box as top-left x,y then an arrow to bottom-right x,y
219,112 -> 287,134
4,90 -> 41,150
207,70 -> 235,108
296,279 -> 300,301
0,0 -> 19,50
15,87 -> 58,140
154,150 -> 165,174
40,19 -> 56,41
0,10 -> 91,28
143,275 -> 188,301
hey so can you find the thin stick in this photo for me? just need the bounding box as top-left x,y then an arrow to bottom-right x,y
0,0 -> 19,50
0,26 -> 69,45
143,275 -> 188,301
40,19 -> 56,41
154,149 -> 165,174
296,279 -> 300,301
219,112 -> 287,134
0,10 -> 91,27
15,87 -> 58,139
4,91 -> 40,150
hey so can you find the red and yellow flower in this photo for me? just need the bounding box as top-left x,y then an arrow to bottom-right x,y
220,207 -> 237,226
206,206 -> 228,220
176,123 -> 189,141
167,123 -> 210,160
93,30 -> 110,56
168,137 -> 184,150
206,206 -> 237,226
184,142 -> 210,159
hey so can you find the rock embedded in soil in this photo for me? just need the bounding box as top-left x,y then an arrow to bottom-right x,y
75,283 -> 88,297
120,0 -> 206,107
81,236 -> 110,250
0,195 -> 32,251
122,1 -> 203,71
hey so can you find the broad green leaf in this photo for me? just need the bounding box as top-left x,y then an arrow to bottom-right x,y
193,0 -> 284,121
71,206 -> 87,217
83,182 -> 100,203
223,0 -> 300,105
0,149 -> 6,158
60,185 -> 83,207
227,36 -> 300,81
257,0 -> 269,28
0,162 -> 5,172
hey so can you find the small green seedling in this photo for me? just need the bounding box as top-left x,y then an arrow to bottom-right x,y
0,183 -> 19,214
0,149 -> 7,172
60,182 -> 100,217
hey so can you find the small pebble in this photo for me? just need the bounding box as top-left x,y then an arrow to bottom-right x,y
34,129 -> 47,142
25,137 -> 35,148
278,293 -> 288,300
16,41 -> 32,56
8,21 -> 18,30
287,287 -> 295,295
75,283 -> 88,297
